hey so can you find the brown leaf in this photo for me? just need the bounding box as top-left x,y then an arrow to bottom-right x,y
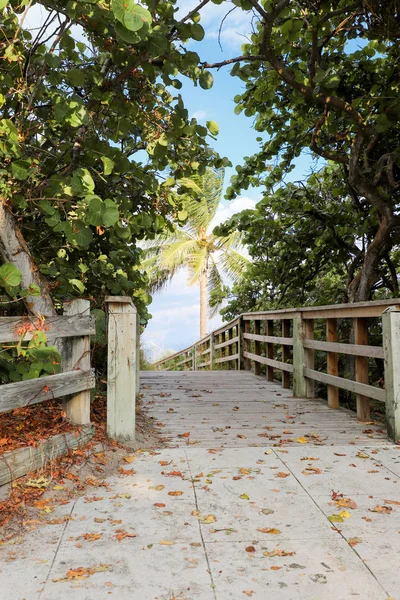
168,491 -> 183,496
154,503 -> 166,508
245,546 -> 256,553
370,505 -> 392,514
302,467 -> 322,476
336,498 -> 357,510
237,435 -> 247,439
115,529 -> 137,542
257,528 -> 281,534
384,499 -> 400,506
82,533 -> 102,542
123,456 -> 135,463
275,472 -> 290,478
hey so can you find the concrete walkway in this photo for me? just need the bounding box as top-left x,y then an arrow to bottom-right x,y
1,372 -> 400,600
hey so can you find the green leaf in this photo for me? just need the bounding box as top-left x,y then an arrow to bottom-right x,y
206,120 -> 219,135
103,199 -> 119,227
87,195 -> 104,226
0,264 -> 22,287
112,0 -> 152,32
101,156 -> 114,175
199,70 -> 214,90
69,278 -> 85,293
0,0 -> 8,10
177,210 -> 188,221
72,168 -> 95,196
115,21 -> 147,43
12,160 -> 30,180
67,68 -> 85,87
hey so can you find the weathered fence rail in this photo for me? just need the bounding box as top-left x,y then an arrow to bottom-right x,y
154,299 -> 400,442
0,299 -> 96,423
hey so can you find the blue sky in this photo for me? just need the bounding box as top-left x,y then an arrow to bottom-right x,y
143,2 -> 316,361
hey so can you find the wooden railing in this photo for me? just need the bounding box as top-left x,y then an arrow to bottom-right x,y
154,299 -> 400,442
0,299 -> 95,425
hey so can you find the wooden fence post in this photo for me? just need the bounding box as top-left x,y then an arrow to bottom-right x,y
63,299 -> 91,425
105,296 -> 138,442
327,318 -> 339,408
266,320 -> 274,381
193,344 -> 197,371
136,314 -> 140,397
281,319 -> 291,388
238,317 -> 246,370
354,317 -> 370,421
254,320 -> 261,376
292,313 -> 307,398
210,332 -> 215,370
382,307 -> 400,443
304,318 -> 315,398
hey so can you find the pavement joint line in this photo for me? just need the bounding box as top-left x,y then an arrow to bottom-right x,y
38,496 -> 78,599
274,449 -> 391,597
184,448 -> 218,600
354,444 -> 400,479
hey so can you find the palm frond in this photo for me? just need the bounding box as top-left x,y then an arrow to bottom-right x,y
217,248 -> 250,283
187,246 -> 209,286
208,256 -> 224,318
181,168 -> 225,233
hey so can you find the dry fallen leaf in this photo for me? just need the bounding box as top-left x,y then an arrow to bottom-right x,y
123,456 -> 135,463
384,499 -> 400,506
275,472 -> 290,478
82,533 -> 102,542
242,591 -> 254,597
245,546 -> 256,553
168,491 -> 184,496
115,529 -> 137,542
296,437 -> 308,444
257,528 -> 281,535
302,467 -> 322,476
370,505 -> 392,514
336,498 -> 357,510
270,566 -> 282,570
154,503 -> 166,508
348,537 -> 362,546
159,540 -> 175,545
240,493 -> 250,500
200,515 -> 217,524
264,548 -> 295,557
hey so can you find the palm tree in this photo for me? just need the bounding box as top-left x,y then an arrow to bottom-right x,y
142,168 -> 249,338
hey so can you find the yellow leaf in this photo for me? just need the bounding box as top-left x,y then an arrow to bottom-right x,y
53,485 -> 64,491
296,437 -> 308,444
339,510 -> 350,519
159,540 -> 175,545
240,493 -> 249,500
200,514 -> 216,524
264,449 -> 272,455
124,456 -> 135,463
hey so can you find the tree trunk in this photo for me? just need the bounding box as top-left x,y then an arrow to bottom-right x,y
199,271 -> 207,339
0,201 -> 56,316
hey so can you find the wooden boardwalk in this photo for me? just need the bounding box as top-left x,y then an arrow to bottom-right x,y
141,370 -> 390,447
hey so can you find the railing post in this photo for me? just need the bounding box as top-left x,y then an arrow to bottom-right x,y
292,312 -> 307,398
327,318 -> 339,408
304,318 -> 315,398
238,316 -> 246,370
354,317 -> 370,421
254,319 -> 261,376
193,344 -> 197,371
136,313 -> 140,396
105,296 -> 138,442
282,319 -> 291,388
210,332 -> 215,370
382,307 -> 400,442
63,299 -> 91,425
266,319 -> 274,381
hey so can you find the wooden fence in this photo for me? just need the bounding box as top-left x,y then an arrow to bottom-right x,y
0,299 -> 95,422
154,299 -> 400,442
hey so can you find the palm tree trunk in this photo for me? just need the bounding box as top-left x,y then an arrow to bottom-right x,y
199,271 -> 207,338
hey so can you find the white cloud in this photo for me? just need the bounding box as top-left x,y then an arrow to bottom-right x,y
210,196 -> 257,229
191,110 -> 207,121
